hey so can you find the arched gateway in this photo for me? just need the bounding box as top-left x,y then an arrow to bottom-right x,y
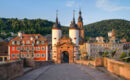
52,10 -> 84,63
56,35 -> 75,64
61,51 -> 69,63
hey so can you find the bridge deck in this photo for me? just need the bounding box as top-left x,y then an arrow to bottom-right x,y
15,64 -> 122,80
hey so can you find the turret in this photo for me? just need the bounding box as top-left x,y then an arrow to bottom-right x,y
52,10 -> 62,46
69,10 -> 79,46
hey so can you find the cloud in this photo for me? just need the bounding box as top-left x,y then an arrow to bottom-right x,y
96,0 -> 130,12
66,1 -> 75,7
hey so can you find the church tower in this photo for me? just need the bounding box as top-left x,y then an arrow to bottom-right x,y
69,11 -> 79,46
52,11 -> 62,62
77,9 -> 85,40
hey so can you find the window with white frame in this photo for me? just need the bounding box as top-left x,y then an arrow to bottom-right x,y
42,41 -> 45,44
21,54 -> 24,58
16,47 -> 20,51
12,41 -> 15,45
37,47 -> 40,51
36,41 -> 40,45
36,53 -> 40,58
17,41 -> 20,45
41,53 -> 45,57
27,40 -> 30,44
41,47 -> 45,51
12,47 -> 15,51
17,54 -> 19,57
11,54 -> 15,57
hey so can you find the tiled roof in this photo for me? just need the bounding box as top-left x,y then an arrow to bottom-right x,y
10,34 -> 46,41
9,33 -> 47,45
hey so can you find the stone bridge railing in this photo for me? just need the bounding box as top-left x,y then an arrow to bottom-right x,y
0,60 -> 54,80
75,58 -> 130,80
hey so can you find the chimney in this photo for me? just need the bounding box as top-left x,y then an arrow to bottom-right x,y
18,32 -> 22,37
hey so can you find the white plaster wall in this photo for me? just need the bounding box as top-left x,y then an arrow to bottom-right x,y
52,29 -> 62,46
69,29 -> 79,46
52,29 -> 62,61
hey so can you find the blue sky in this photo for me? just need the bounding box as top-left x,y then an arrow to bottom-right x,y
0,0 -> 130,26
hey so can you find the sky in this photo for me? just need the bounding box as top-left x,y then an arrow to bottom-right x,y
0,0 -> 130,26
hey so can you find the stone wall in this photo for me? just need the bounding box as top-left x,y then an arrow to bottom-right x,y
104,58 -> 130,80
75,58 -> 130,80
75,57 -> 103,67
23,58 -> 54,68
35,61 -> 54,68
0,60 -> 23,80
75,60 -> 95,67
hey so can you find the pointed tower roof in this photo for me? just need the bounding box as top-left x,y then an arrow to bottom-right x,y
53,10 -> 61,29
70,10 -> 78,29
78,9 -> 83,22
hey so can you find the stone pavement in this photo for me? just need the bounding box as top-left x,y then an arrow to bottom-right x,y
15,64 -> 123,80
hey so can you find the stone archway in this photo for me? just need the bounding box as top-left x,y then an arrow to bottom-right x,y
61,51 -> 69,63
55,35 -> 75,64
57,44 -> 74,64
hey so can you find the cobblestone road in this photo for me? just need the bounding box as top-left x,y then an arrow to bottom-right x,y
16,64 -> 121,80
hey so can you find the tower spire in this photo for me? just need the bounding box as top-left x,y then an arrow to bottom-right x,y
79,8 -> 81,17
53,10 -> 61,28
73,10 -> 75,24
78,9 -> 82,22
56,10 -> 58,24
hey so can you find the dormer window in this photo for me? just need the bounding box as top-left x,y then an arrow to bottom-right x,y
12,41 -> 15,45
36,41 -> 40,45
42,41 -> 45,44
17,41 -> 20,45
35,36 -> 39,39
27,40 -> 30,44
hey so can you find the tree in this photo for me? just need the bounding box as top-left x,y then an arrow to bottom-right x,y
119,52 -> 127,59
102,51 -> 109,57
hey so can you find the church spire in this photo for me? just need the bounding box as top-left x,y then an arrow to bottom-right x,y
78,9 -> 82,22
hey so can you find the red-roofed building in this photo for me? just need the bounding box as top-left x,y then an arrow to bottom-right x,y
8,32 -> 49,61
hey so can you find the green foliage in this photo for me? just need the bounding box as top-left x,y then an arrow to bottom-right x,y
102,51 -> 109,57
111,50 -> 116,57
119,52 -> 127,59
0,18 -> 130,42
84,19 -> 130,41
0,18 -> 54,38
128,52 -> 130,56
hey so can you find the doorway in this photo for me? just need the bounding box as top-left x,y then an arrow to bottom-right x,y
62,51 -> 69,63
